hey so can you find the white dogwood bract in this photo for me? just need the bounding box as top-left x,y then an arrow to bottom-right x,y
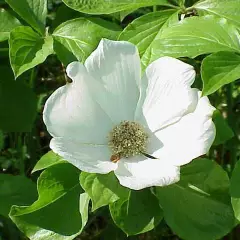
43,39 -> 216,190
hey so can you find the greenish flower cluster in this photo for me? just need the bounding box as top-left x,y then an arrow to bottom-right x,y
108,121 -> 148,158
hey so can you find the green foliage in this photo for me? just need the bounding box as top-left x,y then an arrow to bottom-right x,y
213,111 -> 234,145
202,52 -> 240,95
62,0 -> 170,14
5,0 -> 47,34
0,66 -> 37,131
53,18 -> 121,65
156,159 -> 235,240
0,9 -> 21,42
9,26 -> 53,78
110,188 -> 163,235
1,0 -> 240,239
119,10 -> 177,57
32,151 -> 66,173
230,160 -> 240,221
194,0 -> 240,26
150,15 -> 240,62
10,163 -> 89,240
0,174 -> 37,217
80,172 -> 129,211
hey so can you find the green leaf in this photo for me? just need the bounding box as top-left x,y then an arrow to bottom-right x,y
53,17 -> 121,65
0,9 -> 21,42
110,188 -> 163,236
5,0 -> 47,35
10,163 -> 90,240
80,172 -> 129,211
230,160 -> 240,221
202,52 -> 240,96
156,159 -> 235,240
32,151 -> 66,173
194,0 -> 240,27
62,0 -> 170,14
0,66 -> 37,132
141,10 -> 179,68
213,110 -> 234,145
150,15 -> 240,63
119,10 -> 177,56
9,26 -> 53,78
0,174 -> 37,218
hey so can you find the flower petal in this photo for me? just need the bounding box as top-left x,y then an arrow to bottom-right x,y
85,39 -> 141,123
114,156 -> 180,190
138,56 -> 198,132
50,137 -> 118,173
154,93 -> 216,166
43,62 -> 113,144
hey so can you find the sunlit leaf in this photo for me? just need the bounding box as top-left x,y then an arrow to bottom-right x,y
9,26 -> 53,78
32,151 -> 66,173
0,9 -> 21,42
119,10 -> 177,57
150,16 -> 240,63
194,0 -> 240,26
10,163 -> 89,240
53,18 -> 120,65
5,0 -> 47,35
62,0 -> 170,14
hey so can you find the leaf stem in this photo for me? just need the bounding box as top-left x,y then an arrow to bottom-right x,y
226,83 -> 237,168
29,68 -> 36,89
16,133 -> 26,175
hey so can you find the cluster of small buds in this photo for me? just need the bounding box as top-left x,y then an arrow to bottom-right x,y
108,121 -> 148,158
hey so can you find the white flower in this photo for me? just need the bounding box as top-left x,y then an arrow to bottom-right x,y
43,39 -> 216,190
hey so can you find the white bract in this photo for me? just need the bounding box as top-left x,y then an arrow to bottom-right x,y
43,39 -> 216,190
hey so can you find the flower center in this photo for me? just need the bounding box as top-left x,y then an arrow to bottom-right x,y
108,121 -> 148,159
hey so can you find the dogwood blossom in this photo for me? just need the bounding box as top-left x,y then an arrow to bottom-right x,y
43,39 -> 215,190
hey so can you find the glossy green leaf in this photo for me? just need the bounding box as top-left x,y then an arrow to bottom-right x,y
53,18 -> 121,65
0,9 -> 21,42
110,188 -> 163,236
141,10 -> 179,68
62,0 -> 169,14
32,151 -> 66,173
5,0 -> 47,34
80,172 -> 129,211
0,174 -> 37,217
9,26 -> 53,78
230,160 -> 240,221
150,16 -> 240,63
156,159 -> 235,240
194,0 -> 240,26
0,66 -> 37,132
202,52 -> 240,96
10,163 -> 89,240
119,10 -> 176,56
213,110 -> 234,145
